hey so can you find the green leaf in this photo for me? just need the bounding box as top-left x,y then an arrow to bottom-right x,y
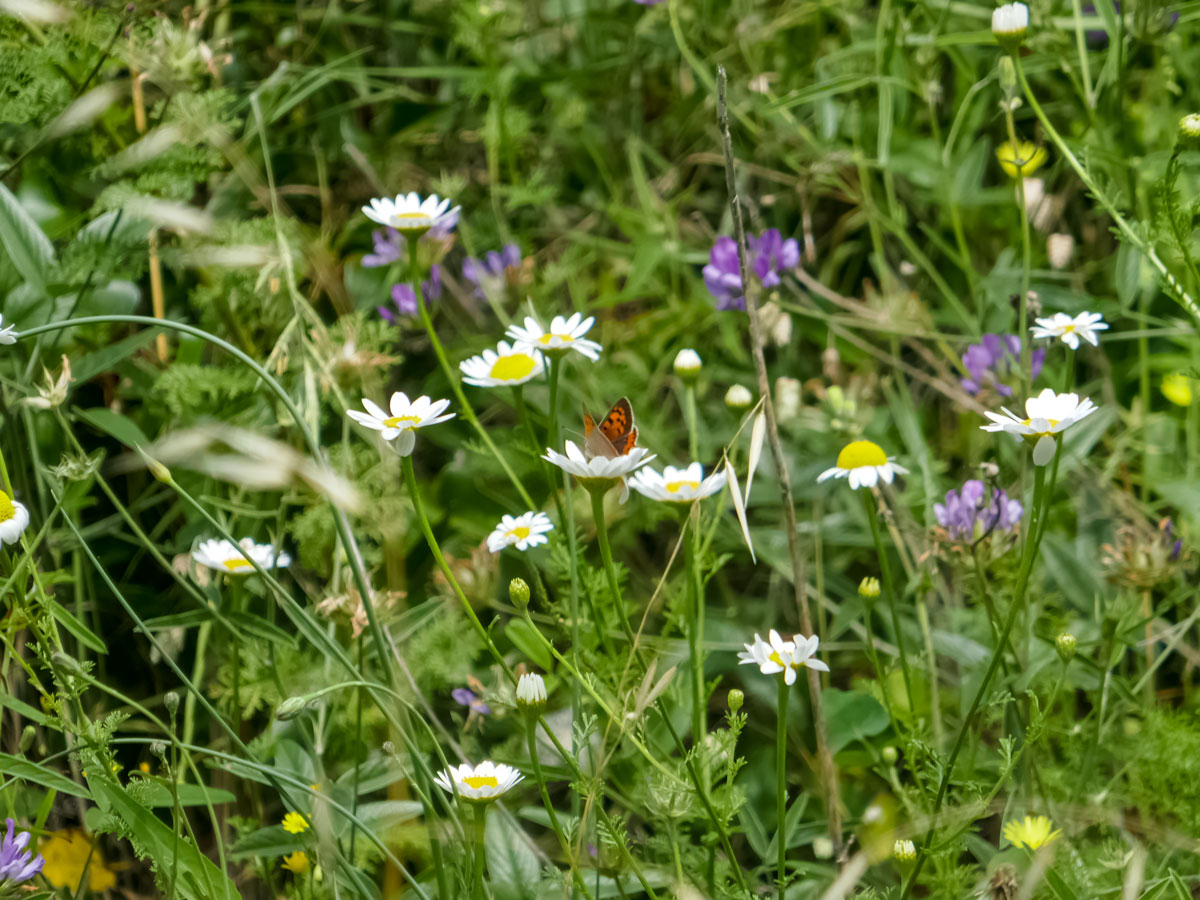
486,810 -> 541,900
75,407 -> 151,449
44,596 -> 107,653
0,753 -> 90,799
229,825 -> 305,859
823,689 -> 890,753
71,330 -> 159,383
504,619 -> 553,672
137,781 -> 238,808
87,776 -> 242,900
0,183 -> 54,292
0,693 -> 48,726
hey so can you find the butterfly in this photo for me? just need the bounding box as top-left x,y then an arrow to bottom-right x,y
583,397 -> 638,460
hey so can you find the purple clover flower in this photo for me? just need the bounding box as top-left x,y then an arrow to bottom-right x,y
934,480 -> 1023,542
960,334 -> 1045,397
451,688 -> 491,716
0,818 -> 43,889
379,265 -> 442,322
462,246 -> 522,300
702,230 -> 800,311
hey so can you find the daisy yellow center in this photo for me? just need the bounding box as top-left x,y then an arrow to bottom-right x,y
462,775 -> 499,790
383,414 -> 421,428
769,651 -> 786,666
0,491 -> 14,523
394,211 -> 428,220
224,558 -> 253,571
836,440 -> 887,471
1062,324 -> 1075,333
489,354 -> 537,381
666,480 -> 700,493
508,526 -> 531,539
538,333 -> 573,344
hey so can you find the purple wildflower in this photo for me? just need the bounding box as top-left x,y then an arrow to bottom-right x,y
363,228 -> 404,268
960,334 -> 1045,397
702,230 -> 800,311
0,818 -> 43,888
934,480 -> 1023,542
451,688 -> 491,716
379,265 -> 442,323
462,245 -> 522,300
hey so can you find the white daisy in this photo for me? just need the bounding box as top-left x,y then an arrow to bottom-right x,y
362,193 -> 459,235
347,393 -> 455,456
460,341 -> 545,388
1030,311 -> 1108,350
673,348 -> 702,379
991,2 -> 1028,38
193,537 -> 291,574
817,440 -> 908,490
542,441 -> 655,503
515,673 -> 547,709
735,630 -> 796,684
980,388 -> 1098,465
434,761 -> 524,802
629,463 -> 727,503
486,511 -> 554,553
506,314 -> 602,361
0,314 -> 17,345
0,491 -> 30,545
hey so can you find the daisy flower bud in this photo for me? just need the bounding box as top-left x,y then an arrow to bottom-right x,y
515,673 -> 547,711
991,2 -> 1029,48
1055,632 -> 1077,663
859,576 -> 881,597
725,384 -> 753,410
673,348 -> 702,382
509,577 -> 531,608
1179,113 -> 1200,148
893,840 -> 917,862
727,688 -> 744,712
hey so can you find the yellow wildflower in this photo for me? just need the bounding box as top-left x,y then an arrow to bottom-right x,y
39,829 -> 117,892
996,140 -> 1047,179
281,851 -> 311,875
281,812 -> 309,834
1162,373 -> 1193,407
1002,814 -> 1061,850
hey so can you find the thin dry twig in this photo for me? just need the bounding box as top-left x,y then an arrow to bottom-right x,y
717,65 -> 843,852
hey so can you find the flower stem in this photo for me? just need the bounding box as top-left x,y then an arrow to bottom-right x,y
862,489 -> 915,717
775,675 -> 790,900
589,488 -> 637,653
683,383 -> 699,462
406,234 -> 536,509
900,462 -> 1052,900
1002,104 -> 1033,392
472,803 -> 488,900
688,504 -> 706,741
526,717 -> 596,900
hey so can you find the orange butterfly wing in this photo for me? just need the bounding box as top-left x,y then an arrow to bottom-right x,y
583,398 -> 637,458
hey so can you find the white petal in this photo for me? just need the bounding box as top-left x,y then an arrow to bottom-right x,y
1032,434 -> 1057,466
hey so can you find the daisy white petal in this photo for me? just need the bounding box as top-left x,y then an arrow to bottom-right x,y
486,511 -> 554,553
460,341 -> 545,388
816,440 -> 906,491
193,537 -> 290,575
347,392 -> 456,456
629,462 -> 727,503
435,760 -> 524,802
506,314 -> 602,361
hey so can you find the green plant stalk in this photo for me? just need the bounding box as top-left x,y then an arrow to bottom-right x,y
1002,103 -> 1034,391
526,716 -> 596,900
915,597 -> 943,750
900,458 -> 1054,900
472,803 -> 488,900
688,504 -> 706,741
775,675 -> 789,900
406,234 -> 536,509
1012,55 -> 1200,324
863,490 -> 915,716
684,383 -> 699,462
20,315 -> 394,686
589,487 -> 638,652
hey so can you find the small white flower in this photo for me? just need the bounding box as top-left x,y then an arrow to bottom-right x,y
193,537 -> 291,574
486,512 -> 554,553
991,1 -> 1028,37
817,440 -> 908,490
362,192 -> 458,235
543,441 -> 654,503
460,341 -> 545,388
1030,311 -> 1108,350
0,491 -> 30,545
347,392 -> 455,456
893,840 -> 917,861
434,761 -> 523,802
629,463 -> 727,503
673,348 -> 702,378
725,384 -> 754,410
0,314 -> 18,345
515,673 -> 547,708
980,388 -> 1099,465
506,313 -> 601,361
737,631 -> 829,685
